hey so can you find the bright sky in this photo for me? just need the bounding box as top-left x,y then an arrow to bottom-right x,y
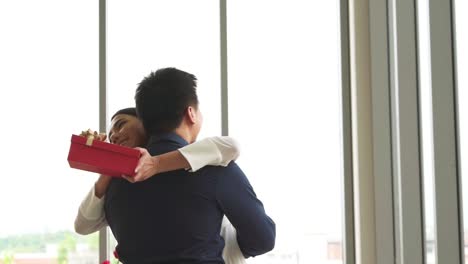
0,1 -> 466,260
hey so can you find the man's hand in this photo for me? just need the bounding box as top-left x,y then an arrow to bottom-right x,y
123,147 -> 160,183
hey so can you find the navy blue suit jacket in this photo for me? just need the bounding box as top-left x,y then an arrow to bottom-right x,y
105,133 -> 275,264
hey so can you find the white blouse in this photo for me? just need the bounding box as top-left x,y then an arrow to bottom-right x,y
74,136 -> 246,264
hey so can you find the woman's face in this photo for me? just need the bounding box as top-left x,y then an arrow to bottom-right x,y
108,114 -> 147,148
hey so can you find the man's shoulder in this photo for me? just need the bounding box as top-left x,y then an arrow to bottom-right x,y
198,161 -> 241,174
195,161 -> 247,188
148,142 -> 183,156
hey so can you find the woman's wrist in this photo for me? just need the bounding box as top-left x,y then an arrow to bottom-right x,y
94,175 -> 112,198
153,151 -> 190,174
150,155 -> 160,175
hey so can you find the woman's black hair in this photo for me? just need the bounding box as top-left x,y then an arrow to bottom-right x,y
111,107 -> 137,120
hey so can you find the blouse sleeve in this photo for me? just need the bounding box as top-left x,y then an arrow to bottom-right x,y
178,136 -> 240,172
220,216 -> 247,264
74,185 -> 108,235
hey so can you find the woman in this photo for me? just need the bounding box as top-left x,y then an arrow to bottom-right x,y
74,108 -> 246,264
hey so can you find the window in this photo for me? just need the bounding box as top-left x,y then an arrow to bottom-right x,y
1,1 -> 349,263
107,0 -> 220,138
416,0 -> 436,263
227,1 -> 344,263
107,1 -> 220,259
0,1 -> 99,263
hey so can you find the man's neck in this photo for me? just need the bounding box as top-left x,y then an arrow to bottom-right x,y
174,126 -> 195,144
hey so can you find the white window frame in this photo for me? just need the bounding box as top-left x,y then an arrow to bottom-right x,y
348,0 -> 464,263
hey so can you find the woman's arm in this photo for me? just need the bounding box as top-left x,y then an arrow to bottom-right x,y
220,216 -> 247,264
74,175 -> 110,235
131,136 -> 240,182
75,136 -> 240,233
179,136 -> 240,171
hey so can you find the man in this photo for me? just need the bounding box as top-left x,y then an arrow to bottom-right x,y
104,67 -> 275,263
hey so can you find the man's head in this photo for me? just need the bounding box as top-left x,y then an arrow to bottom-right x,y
108,107 -> 147,148
135,67 -> 203,143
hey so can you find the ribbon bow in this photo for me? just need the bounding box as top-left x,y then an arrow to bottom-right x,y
80,129 -> 106,146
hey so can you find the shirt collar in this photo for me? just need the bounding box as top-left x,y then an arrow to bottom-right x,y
147,132 -> 189,148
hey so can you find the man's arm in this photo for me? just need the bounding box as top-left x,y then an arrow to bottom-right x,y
215,163 -> 276,257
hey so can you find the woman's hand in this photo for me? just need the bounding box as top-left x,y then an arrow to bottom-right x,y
123,147 -> 160,183
80,129 -> 107,141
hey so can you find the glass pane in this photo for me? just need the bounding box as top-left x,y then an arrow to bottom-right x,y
416,0 -> 436,263
107,0 -> 220,259
454,0 -> 468,262
227,1 -> 343,263
0,1 -> 99,263
107,0 -> 220,139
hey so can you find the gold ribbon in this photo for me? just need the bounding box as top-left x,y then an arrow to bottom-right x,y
80,129 -> 106,146
86,134 -> 95,146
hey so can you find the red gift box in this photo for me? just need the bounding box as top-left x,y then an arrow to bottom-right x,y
67,134 -> 140,177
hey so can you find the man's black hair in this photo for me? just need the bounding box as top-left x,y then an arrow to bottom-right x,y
135,67 -> 199,135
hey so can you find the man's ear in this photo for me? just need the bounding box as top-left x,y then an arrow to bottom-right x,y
186,106 -> 197,124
